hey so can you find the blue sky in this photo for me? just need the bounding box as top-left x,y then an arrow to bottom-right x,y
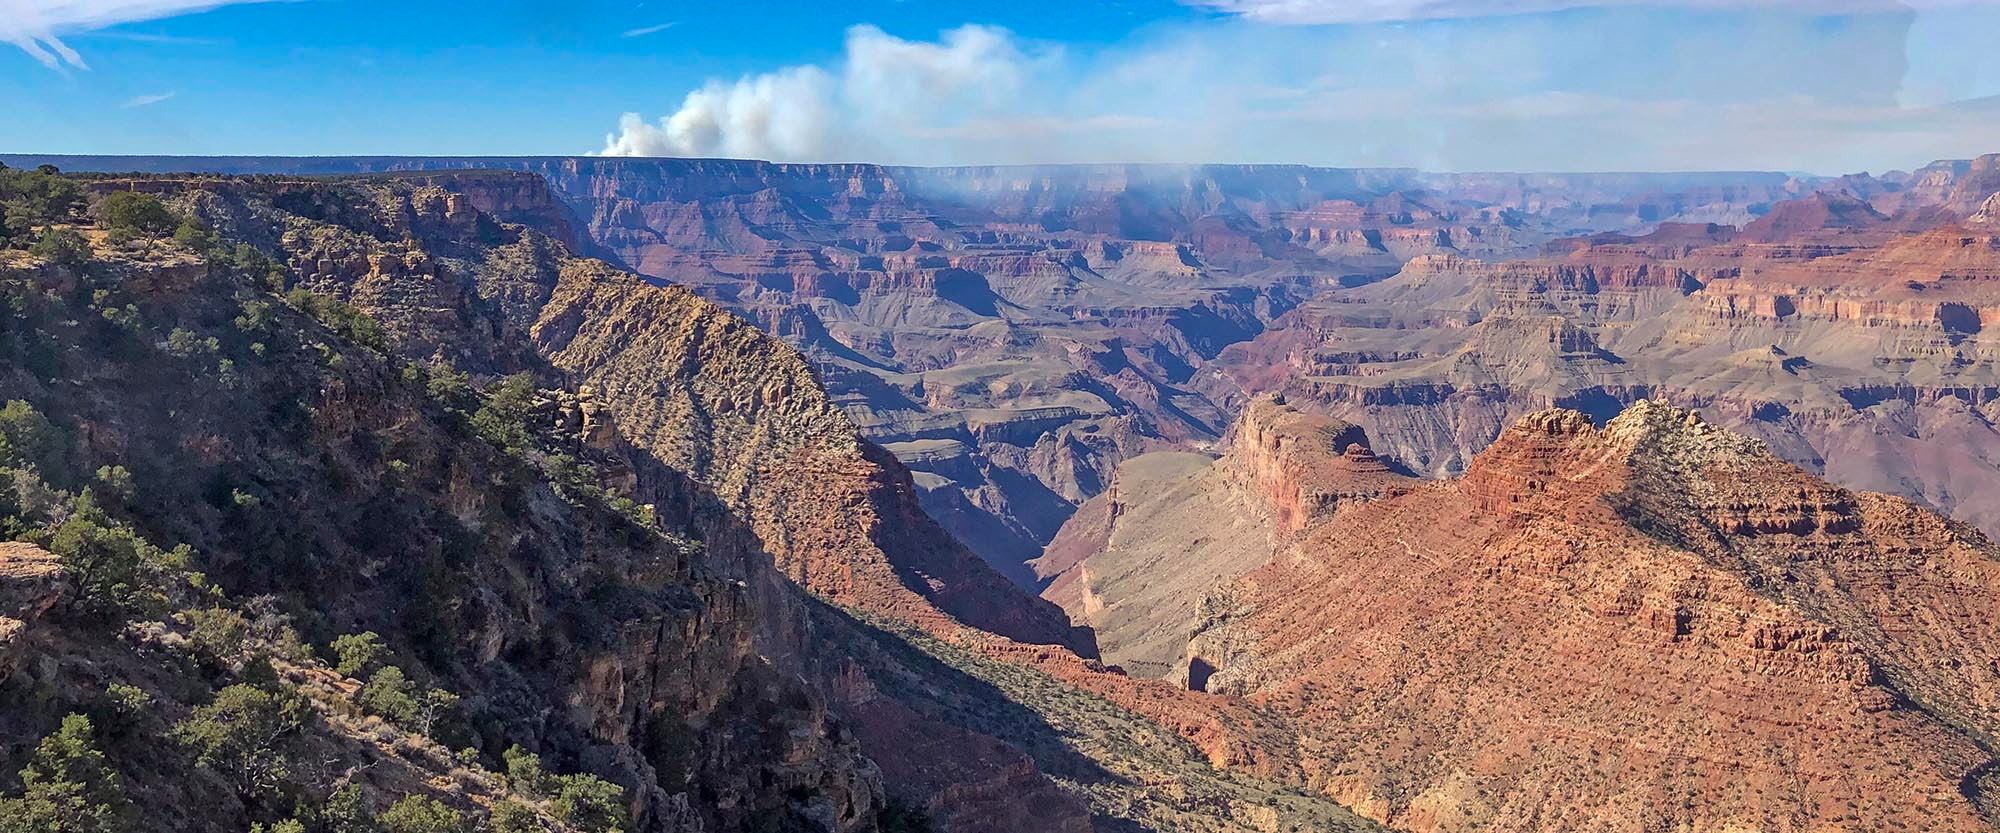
2,0 -> 1998,172
0,1 -> 1200,158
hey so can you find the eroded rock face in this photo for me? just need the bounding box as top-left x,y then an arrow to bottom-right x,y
1216,187 -> 2000,539
0,542 -> 63,685
1223,397 -> 1407,534
1176,401 -> 2000,833
1040,396 -> 1413,679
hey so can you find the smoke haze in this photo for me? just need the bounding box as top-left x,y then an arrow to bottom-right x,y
598,6 -> 2000,172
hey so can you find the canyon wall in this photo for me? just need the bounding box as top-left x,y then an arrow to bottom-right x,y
7,154 -> 1836,588
1058,396 -> 2000,832
1216,174 -> 2000,539
11,171 -> 1410,833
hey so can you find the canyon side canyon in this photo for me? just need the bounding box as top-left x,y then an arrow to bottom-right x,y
3,150 -> 2000,833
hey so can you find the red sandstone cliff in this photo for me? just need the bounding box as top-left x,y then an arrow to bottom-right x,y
1180,402 -> 2000,833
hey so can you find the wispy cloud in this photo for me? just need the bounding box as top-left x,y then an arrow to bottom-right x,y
621,21 -> 678,38
120,91 -> 175,107
1,0 -> 271,69
82,29 -> 227,45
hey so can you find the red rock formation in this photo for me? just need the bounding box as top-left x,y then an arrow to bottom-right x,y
1736,192 -> 1889,244
1182,402 -> 2000,833
1036,396 -> 1414,679
1212,179 -> 2000,538
1224,396 -> 1406,534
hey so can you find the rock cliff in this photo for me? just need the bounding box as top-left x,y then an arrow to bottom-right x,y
1089,400 -> 2000,832
1038,396 -> 1411,678
0,543 -> 62,686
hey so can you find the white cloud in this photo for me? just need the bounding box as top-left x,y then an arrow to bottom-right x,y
621,21 -> 677,38
1,0 -> 269,68
119,90 -> 174,107
1183,0 -> 1992,24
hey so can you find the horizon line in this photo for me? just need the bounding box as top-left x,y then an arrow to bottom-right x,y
3,151 -> 1946,179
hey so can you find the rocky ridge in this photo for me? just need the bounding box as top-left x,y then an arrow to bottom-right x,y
0,221 -> 883,831
1215,168 -> 2000,538
1063,396 -> 2000,832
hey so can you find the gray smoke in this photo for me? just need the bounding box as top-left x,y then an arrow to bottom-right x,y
601,24 -> 1032,161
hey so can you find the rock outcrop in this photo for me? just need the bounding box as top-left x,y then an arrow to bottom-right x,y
0,543 -> 62,685
1170,401 -> 2000,833
1040,396 -> 1412,678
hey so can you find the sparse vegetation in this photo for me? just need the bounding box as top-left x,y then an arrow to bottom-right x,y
173,684 -> 310,801
102,684 -> 154,723
0,715 -> 132,833
97,191 -> 177,241
173,218 -> 221,252
549,772 -> 625,833
43,489 -> 169,619
502,746 -> 625,833
0,162 -> 83,243
502,745 -> 552,798
379,796 -> 465,833
320,783 -> 376,833
181,606 -> 254,663
486,799 -> 542,833
26,226 -> 89,268
357,665 -> 460,736
331,631 -> 389,677
470,373 -> 538,452
0,399 -> 67,477
284,287 -> 387,351
93,464 -> 134,500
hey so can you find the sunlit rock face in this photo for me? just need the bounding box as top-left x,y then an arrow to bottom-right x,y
1072,398 -> 2000,832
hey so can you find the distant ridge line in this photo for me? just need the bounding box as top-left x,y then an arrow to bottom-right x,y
0,153 -> 1804,181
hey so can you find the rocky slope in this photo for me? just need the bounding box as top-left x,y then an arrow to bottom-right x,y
1060,396 -> 2000,832
118,170 -> 1084,654
0,218 -> 881,831
0,169 -> 1405,833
